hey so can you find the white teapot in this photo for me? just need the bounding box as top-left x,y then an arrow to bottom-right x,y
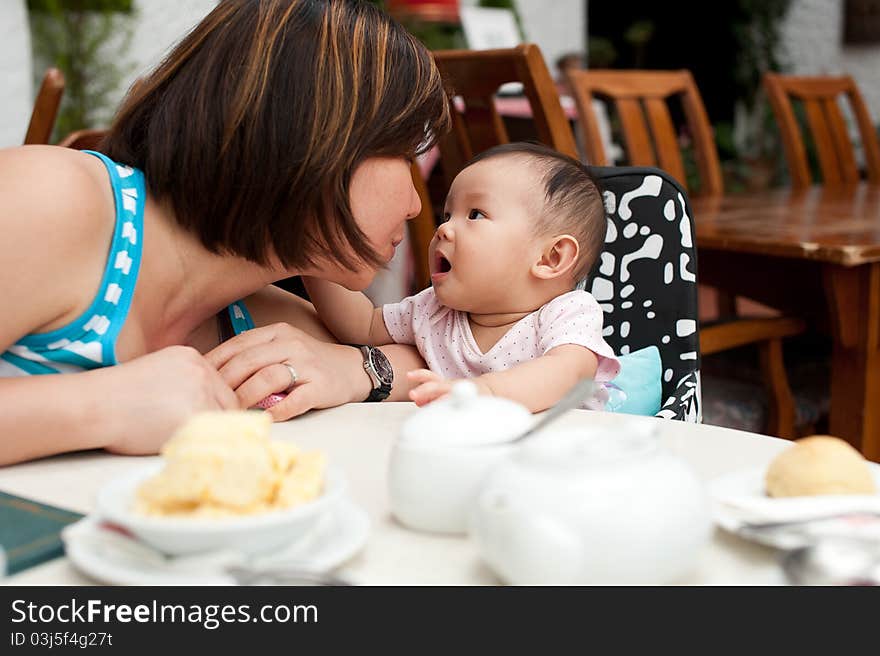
388,381 -> 532,534
470,423 -> 711,584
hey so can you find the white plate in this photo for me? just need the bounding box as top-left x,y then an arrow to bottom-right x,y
63,498 -> 370,585
95,462 -> 346,556
709,464 -> 880,549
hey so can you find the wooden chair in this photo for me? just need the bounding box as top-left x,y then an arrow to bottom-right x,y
565,70 -> 807,437
763,73 -> 880,189
23,68 -> 65,145
408,161 -> 437,292
565,69 -> 723,196
566,69 -> 735,311
432,44 -> 579,185
405,44 -> 579,291
56,128 -> 106,150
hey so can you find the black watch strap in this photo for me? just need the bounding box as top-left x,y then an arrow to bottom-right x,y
348,344 -> 392,402
366,383 -> 391,403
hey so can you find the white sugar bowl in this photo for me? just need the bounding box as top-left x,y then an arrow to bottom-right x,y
388,381 -> 533,534
470,423 -> 711,584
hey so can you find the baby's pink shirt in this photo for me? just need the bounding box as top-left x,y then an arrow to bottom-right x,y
382,288 -> 620,382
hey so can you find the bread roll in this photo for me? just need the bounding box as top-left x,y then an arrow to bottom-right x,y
765,435 -> 876,497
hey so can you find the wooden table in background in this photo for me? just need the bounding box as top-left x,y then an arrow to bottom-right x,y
692,185 -> 880,459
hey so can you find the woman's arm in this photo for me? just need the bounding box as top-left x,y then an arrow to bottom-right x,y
205,285 -> 426,419
0,347 -> 239,466
0,148 -> 238,466
301,276 -> 392,345
408,344 -> 599,413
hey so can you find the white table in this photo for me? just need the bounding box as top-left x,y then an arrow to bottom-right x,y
1,404 -> 792,585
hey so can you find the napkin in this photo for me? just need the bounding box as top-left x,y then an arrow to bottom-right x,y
716,494 -> 880,525
713,494 -> 880,550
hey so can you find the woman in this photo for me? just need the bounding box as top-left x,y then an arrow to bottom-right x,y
0,0 -> 448,465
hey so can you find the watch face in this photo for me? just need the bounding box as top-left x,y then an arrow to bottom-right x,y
369,348 -> 393,386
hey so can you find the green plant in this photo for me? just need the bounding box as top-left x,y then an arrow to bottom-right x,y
27,0 -> 136,141
624,20 -> 654,68
729,0 -> 792,166
732,0 -> 791,111
587,36 -> 617,68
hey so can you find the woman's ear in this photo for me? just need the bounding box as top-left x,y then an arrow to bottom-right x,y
531,235 -> 579,280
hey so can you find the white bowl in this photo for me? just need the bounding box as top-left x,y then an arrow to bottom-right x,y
95,462 -> 346,556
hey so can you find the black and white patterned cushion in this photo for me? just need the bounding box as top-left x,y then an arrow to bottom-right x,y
581,167 -> 701,423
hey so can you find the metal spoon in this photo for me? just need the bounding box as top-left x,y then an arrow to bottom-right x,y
505,377 -> 597,445
780,537 -> 880,585
225,564 -> 352,586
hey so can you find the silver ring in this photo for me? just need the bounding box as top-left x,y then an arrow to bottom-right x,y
282,362 -> 298,391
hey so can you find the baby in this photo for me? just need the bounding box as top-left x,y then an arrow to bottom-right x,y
304,142 -> 620,413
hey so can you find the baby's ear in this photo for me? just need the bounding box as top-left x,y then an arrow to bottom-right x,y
531,235 -> 579,280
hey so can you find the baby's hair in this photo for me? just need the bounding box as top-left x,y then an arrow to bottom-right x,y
467,142 -> 606,284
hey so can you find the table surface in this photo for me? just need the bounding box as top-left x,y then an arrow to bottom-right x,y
692,184 -> 880,266
1,404 -> 795,585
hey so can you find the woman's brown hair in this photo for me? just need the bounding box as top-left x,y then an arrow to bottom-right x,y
103,0 -> 449,272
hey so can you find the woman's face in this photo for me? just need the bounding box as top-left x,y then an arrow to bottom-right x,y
308,156 -> 421,290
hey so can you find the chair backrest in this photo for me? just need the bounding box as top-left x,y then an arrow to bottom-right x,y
23,67 -> 65,145
405,44 -> 579,290
56,128 -> 107,151
566,69 -> 723,196
583,166 -> 701,422
409,160 -> 437,291
763,72 -> 880,189
432,44 -> 579,184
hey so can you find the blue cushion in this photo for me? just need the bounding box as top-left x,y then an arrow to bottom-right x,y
605,346 -> 662,416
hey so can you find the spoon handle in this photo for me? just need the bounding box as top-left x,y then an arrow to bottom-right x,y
511,377 -> 596,444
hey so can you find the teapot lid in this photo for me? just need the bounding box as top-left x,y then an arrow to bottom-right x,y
516,422 -> 661,470
401,381 -> 533,447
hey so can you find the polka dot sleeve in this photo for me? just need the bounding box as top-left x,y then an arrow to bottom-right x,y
381,287 -> 441,346
537,290 -> 621,382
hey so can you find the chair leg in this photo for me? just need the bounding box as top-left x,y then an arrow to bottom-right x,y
758,338 -> 797,439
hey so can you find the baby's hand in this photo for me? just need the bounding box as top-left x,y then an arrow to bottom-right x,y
407,369 -> 493,406
407,369 -> 452,406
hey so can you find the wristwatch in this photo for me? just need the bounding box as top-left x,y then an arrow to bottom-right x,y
349,345 -> 393,402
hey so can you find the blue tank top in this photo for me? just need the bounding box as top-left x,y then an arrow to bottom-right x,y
0,151 -> 254,377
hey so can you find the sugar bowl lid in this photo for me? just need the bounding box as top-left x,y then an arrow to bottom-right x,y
400,381 -> 533,448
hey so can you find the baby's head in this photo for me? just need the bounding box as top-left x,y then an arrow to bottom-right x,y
430,142 -> 605,313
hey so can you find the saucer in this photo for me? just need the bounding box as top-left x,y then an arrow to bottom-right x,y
710,464 -> 880,549
63,498 -> 370,585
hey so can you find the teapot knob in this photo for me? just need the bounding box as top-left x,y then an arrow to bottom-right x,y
450,380 -> 479,407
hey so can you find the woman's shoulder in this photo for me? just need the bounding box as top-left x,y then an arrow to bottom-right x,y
0,146 -> 115,241
0,146 -> 118,337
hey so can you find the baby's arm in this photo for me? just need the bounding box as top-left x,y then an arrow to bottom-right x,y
302,276 -> 392,346
408,344 -> 599,413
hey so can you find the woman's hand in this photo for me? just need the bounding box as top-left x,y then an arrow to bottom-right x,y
95,346 -> 240,456
205,322 -> 369,421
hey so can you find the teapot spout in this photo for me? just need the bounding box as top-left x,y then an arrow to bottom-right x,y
471,495 -> 583,585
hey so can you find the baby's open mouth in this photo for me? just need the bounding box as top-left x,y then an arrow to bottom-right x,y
436,254 -> 452,273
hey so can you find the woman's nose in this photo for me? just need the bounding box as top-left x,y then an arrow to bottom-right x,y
405,179 -> 423,220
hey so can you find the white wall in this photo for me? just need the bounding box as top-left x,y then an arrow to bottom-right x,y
460,0 -> 585,76
514,0 -> 584,75
0,0 -> 32,147
113,0 -> 218,111
1,0 -> 217,147
780,0 -> 880,121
